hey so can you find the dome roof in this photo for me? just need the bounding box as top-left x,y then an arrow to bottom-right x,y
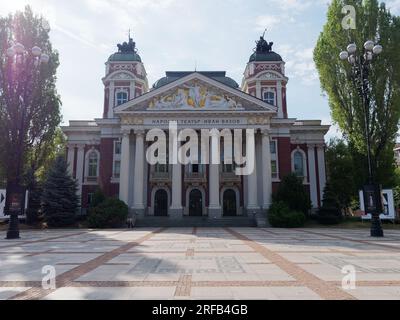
250,33 -> 282,62
108,37 -> 142,62
152,71 -> 239,89
249,51 -> 282,62
108,52 -> 142,62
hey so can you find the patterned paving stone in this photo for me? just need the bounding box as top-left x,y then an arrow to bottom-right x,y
0,227 -> 399,300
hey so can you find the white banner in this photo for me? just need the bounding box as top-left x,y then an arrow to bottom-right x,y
0,189 -> 5,218
359,189 -> 396,220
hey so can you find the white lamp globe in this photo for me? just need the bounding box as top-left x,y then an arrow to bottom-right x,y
364,40 -> 375,51
347,43 -> 357,54
13,43 -> 25,54
31,46 -> 42,57
40,53 -> 49,63
339,51 -> 349,60
373,45 -> 383,55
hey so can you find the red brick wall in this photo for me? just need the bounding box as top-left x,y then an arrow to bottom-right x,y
99,138 -> 116,197
276,137 -> 291,178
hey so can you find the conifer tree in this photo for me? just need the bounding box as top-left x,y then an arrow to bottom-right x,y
41,155 -> 78,227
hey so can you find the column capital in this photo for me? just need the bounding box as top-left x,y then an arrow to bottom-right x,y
134,129 -> 145,137
76,143 -> 85,151
121,129 -> 131,137
261,129 -> 271,137
307,143 -> 317,150
316,143 -> 326,150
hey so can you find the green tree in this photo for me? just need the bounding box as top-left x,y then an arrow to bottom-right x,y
314,0 -> 400,187
0,6 -> 61,188
326,139 -> 357,212
317,182 -> 343,225
41,155 -> 79,227
273,173 -> 312,215
395,168 -> 400,211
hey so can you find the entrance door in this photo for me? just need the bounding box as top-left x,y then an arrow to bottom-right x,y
223,189 -> 237,216
189,189 -> 203,216
154,189 -> 168,217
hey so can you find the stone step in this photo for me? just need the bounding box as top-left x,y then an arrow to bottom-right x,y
134,216 -> 257,228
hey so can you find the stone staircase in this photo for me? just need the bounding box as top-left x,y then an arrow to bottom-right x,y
134,216 -> 257,228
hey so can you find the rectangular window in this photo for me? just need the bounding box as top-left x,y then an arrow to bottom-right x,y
88,156 -> 98,177
114,141 -> 121,155
263,91 -> 275,106
112,140 -> 122,180
270,140 -> 277,155
270,140 -> 279,180
87,193 -> 94,206
113,160 -> 121,178
116,91 -> 128,106
271,160 -> 278,179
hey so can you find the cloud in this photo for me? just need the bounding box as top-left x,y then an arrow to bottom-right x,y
386,0 -> 400,14
277,45 -> 318,85
254,15 -> 282,31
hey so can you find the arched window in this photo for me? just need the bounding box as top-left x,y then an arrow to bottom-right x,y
88,151 -> 99,177
116,91 -> 128,106
293,151 -> 305,178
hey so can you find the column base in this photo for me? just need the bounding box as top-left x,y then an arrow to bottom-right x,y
246,207 -> 263,220
262,204 -> 271,211
208,207 -> 222,219
255,209 -> 270,228
132,207 -> 145,218
169,207 -> 183,219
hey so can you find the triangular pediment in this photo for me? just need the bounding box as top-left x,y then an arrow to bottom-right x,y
114,72 -> 277,114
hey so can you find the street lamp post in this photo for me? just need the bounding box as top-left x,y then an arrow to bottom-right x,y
4,42 -> 49,240
339,41 -> 384,238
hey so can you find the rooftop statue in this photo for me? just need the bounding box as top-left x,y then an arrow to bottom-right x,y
117,37 -> 137,53
255,30 -> 274,53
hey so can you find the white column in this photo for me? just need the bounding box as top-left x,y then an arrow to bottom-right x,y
247,133 -> 259,212
67,145 -> 75,177
277,81 -> 283,118
75,145 -> 85,198
307,144 -> 319,209
317,144 -> 327,206
170,128 -> 182,215
261,130 -> 272,209
170,163 -> 182,212
119,130 -> 131,205
133,130 -> 145,211
209,132 -> 221,217
130,81 -> 135,100
256,81 -> 262,99
107,82 -> 115,118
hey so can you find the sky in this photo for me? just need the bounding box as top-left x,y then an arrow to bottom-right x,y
1,0 -> 400,142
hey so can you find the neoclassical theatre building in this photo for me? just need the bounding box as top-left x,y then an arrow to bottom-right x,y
62,35 -> 329,225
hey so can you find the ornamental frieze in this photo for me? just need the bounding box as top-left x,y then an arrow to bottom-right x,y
148,83 -> 244,110
121,116 -> 144,125
255,63 -> 282,72
248,116 -> 269,125
110,63 -> 144,76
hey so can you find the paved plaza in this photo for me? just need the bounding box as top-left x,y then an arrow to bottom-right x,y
0,227 -> 399,300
